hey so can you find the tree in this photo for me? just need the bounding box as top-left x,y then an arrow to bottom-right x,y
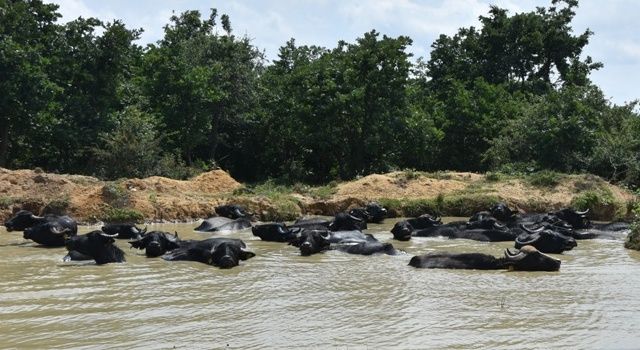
0,0 -> 60,167
141,9 -> 263,168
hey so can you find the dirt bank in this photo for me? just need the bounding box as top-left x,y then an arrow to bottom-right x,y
0,168 -> 636,223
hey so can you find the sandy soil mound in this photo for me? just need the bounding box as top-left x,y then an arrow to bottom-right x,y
0,168 -> 241,223
0,168 -> 636,223
335,172 -> 480,199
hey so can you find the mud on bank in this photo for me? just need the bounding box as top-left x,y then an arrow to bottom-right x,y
0,168 -> 636,224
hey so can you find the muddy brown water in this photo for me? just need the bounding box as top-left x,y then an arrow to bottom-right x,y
1,218 -> 639,349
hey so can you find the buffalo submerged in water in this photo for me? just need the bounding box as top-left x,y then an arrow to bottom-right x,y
161,237 -> 255,269
4,210 -> 78,247
64,231 -> 125,265
409,245 -> 561,271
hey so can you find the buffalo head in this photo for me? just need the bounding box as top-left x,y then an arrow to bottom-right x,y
129,231 -> 181,257
4,210 -> 47,231
503,245 -> 561,271
290,230 -> 332,256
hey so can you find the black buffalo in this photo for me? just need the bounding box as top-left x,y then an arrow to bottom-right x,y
4,210 -> 50,231
252,223 -> 301,242
489,203 -> 519,223
409,245 -> 561,271
553,208 -> 630,232
161,238 -> 255,269
515,224 -> 577,254
289,217 -> 332,230
194,217 -> 252,232
64,231 -> 125,264
290,229 -> 399,256
215,204 -> 250,219
392,214 -> 516,242
329,212 -> 367,231
102,223 -> 147,240
349,202 -> 388,223
129,231 -> 183,257
391,214 -> 443,241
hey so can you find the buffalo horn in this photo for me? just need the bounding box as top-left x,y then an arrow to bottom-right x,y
348,214 -> 363,222
100,232 -> 119,238
504,248 -> 525,260
493,221 -> 506,229
520,223 -> 544,234
51,226 -> 71,235
516,233 -> 539,246
575,208 -> 589,215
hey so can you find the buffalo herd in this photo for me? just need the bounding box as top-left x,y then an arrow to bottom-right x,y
2,202 -> 631,271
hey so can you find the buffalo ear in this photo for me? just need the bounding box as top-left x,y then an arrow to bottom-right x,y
240,247 -> 256,260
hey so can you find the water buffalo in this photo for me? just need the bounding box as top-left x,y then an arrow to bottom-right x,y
64,231 -> 125,264
409,245 -> 561,271
349,202 -> 388,223
129,231 -> 183,257
392,214 -> 517,242
290,229 -> 399,256
215,204 -> 250,219
515,224 -> 577,254
4,210 -> 78,234
252,223 -> 301,242
194,217 -> 252,232
391,214 -> 443,241
553,208 -> 630,232
102,223 -> 146,240
161,238 -> 255,269
329,212 -> 367,231
490,203 -> 519,223
290,217 -> 332,230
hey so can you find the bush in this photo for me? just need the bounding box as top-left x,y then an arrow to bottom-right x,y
570,188 -> 625,220
102,183 -> 130,208
43,196 -> 70,215
379,194 -> 499,217
527,170 -> 563,188
485,172 -> 502,182
101,207 -> 144,223
624,202 -> 640,250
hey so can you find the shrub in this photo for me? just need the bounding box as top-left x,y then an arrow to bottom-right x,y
43,196 -> 70,215
102,182 -> 130,208
624,202 -> 640,250
101,207 -> 144,223
527,170 -> 563,188
485,172 -> 502,182
570,188 -> 624,220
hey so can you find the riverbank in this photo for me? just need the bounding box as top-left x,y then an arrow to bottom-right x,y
0,167 -> 636,224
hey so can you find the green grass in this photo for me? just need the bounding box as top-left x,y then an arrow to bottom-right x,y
101,182 -> 130,208
526,170 -> 564,188
484,171 -> 503,182
625,201 -> 640,250
570,187 -> 626,220
0,196 -> 17,209
379,193 -> 500,217
422,171 -> 452,180
43,196 -> 70,215
230,179 -> 303,221
101,207 -> 144,223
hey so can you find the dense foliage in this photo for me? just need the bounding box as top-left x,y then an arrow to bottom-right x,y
1,0 -> 638,186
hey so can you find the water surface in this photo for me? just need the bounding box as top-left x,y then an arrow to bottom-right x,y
1,219 -> 639,349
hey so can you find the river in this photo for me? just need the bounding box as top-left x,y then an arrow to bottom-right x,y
1,219 -> 639,349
